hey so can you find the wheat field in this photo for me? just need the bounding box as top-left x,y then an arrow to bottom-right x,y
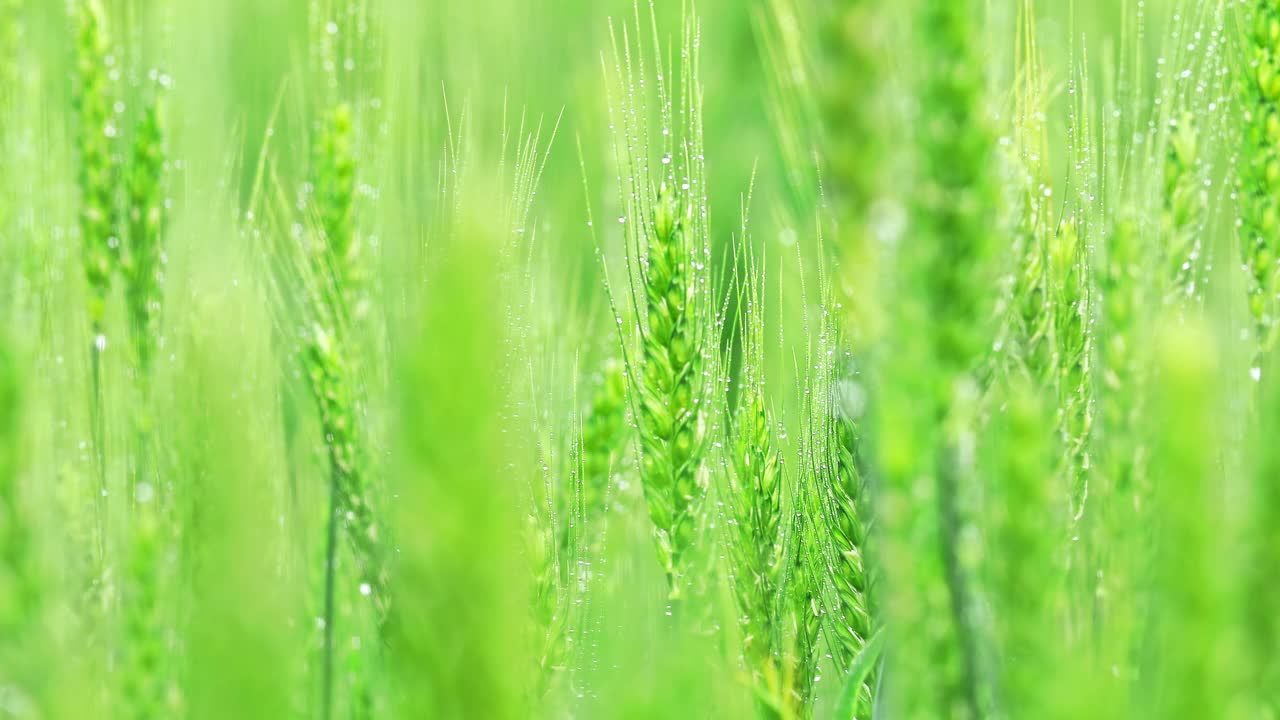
0,0 -> 1275,718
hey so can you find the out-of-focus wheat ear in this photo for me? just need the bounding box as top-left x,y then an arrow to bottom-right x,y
120,493 -> 164,719
313,102 -> 360,308
1240,2 -> 1280,358
817,1 -> 892,352
572,357 -> 628,555
125,92 -> 167,377
71,0 -> 120,598
118,95 -> 172,719
309,101 -> 379,604
1092,210 -> 1155,704
73,0 -> 121,330
301,100 -> 378,720
875,0 -> 1002,717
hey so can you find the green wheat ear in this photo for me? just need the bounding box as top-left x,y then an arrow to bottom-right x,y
722,256 -> 799,715
634,181 -> 709,601
807,312 -> 875,718
1241,2 -> 1280,355
820,406 -> 874,715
